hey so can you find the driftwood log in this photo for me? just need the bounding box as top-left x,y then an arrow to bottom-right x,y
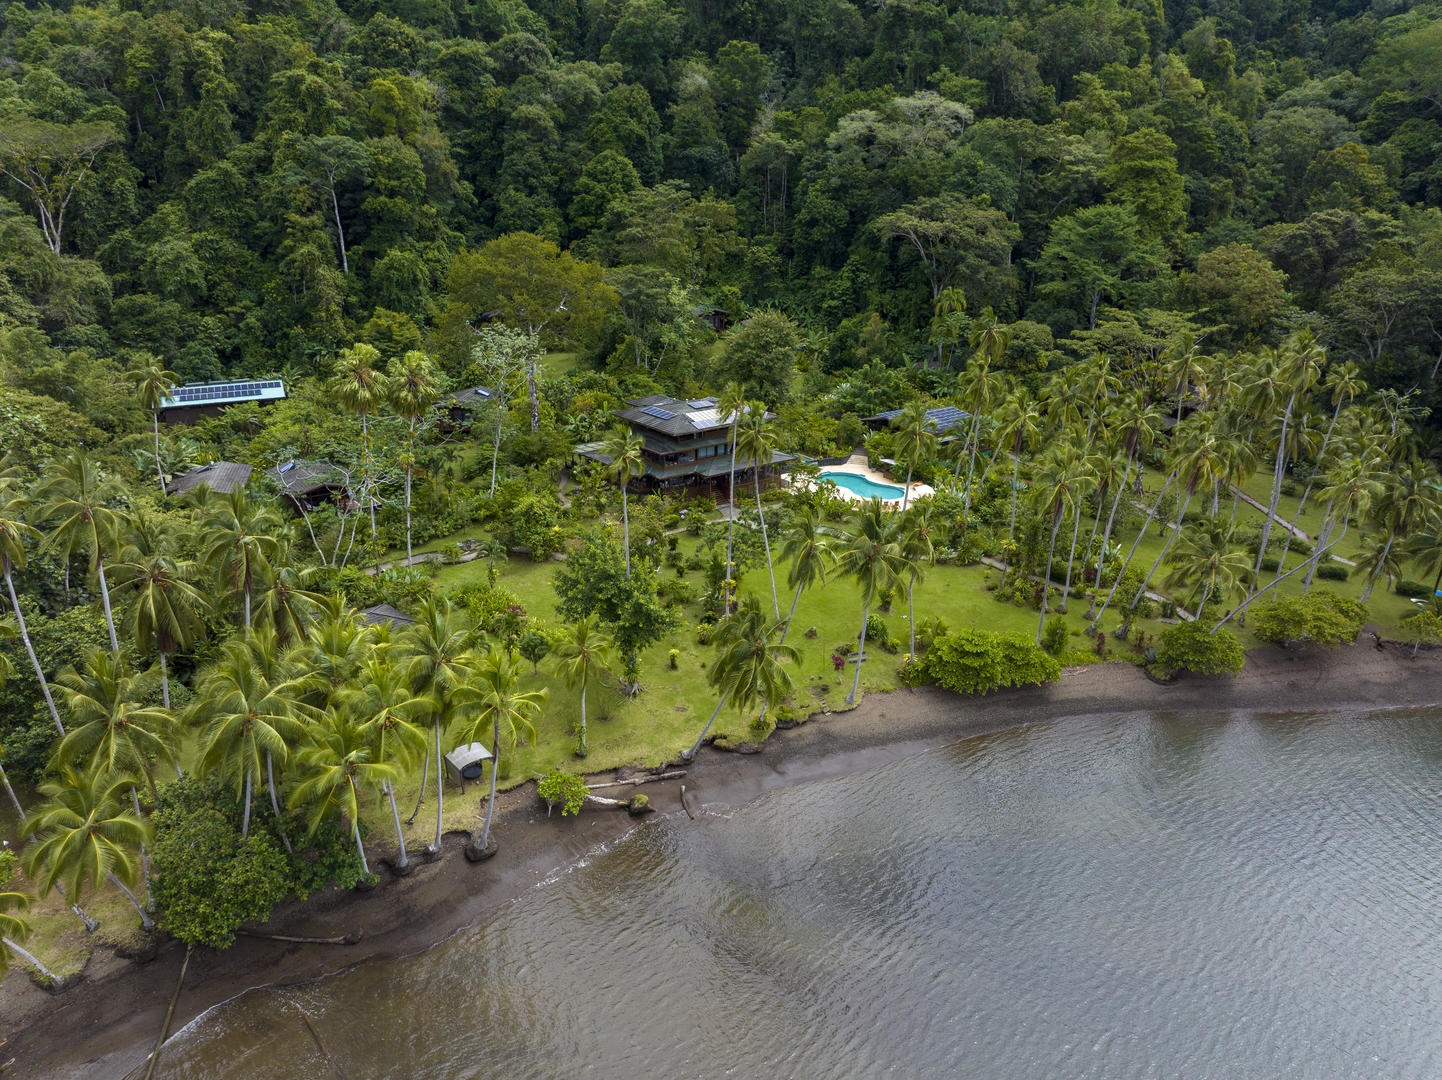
587,770 -> 686,790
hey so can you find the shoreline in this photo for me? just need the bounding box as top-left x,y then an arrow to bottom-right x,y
6,637 -> 1442,1080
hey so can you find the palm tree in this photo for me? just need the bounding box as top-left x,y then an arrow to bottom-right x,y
345,654 -> 433,873
554,617 -> 613,758
736,402 -> 781,618
1030,446 -> 1092,642
252,548 -> 324,645
891,401 -> 937,512
954,359 -> 1005,509
38,451 -> 125,654
1,495 -> 64,733
1301,453 -> 1384,592
53,651 -> 175,800
835,499 -> 908,705
777,505 -> 833,642
1164,335 -> 1207,427
292,709 -> 397,877
123,358 -> 178,492
1360,460 -> 1439,601
1090,468 -> 1177,630
681,595 -> 798,760
461,648 -> 546,855
1,888 -> 61,986
717,381 -> 747,612
203,489 -> 281,632
111,510 -> 208,708
192,629 -> 308,841
22,767 -> 155,930
329,343 -> 389,569
398,596 -> 477,851
602,427 -> 645,580
1162,522 -> 1252,618
992,389 -> 1042,541
900,500 -> 937,661
387,350 -> 441,566
1247,333 -> 1323,581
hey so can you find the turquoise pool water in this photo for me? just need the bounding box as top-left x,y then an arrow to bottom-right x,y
820,470 -> 905,500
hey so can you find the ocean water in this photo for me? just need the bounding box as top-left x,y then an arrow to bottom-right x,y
154,708 -> 1442,1079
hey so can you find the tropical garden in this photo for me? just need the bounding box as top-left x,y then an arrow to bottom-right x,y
2,0 -> 1442,988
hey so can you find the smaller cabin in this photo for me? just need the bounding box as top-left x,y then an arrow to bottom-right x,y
435,385 -> 497,431
863,405 -> 971,440
159,379 -> 286,425
360,603 -> 416,628
693,305 -> 729,334
265,459 -> 349,512
165,461 -> 252,497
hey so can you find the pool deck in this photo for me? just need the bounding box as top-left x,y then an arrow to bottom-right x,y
791,454 -> 934,506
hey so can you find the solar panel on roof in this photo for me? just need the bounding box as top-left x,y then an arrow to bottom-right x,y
640,405 -> 675,420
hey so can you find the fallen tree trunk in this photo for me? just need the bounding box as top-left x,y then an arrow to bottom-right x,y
587,770 -> 686,790
237,930 -> 363,946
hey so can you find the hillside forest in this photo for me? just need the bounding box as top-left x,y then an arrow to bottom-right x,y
3,0 -> 1442,971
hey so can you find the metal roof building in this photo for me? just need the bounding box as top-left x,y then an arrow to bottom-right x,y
158,379 -> 286,423
165,461 -> 253,496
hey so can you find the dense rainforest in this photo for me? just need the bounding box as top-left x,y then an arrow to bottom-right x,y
3,0 -> 1442,973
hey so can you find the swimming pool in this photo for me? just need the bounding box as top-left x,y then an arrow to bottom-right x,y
820,470 -> 906,500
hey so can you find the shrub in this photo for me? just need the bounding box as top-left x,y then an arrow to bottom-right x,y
1156,623 -> 1245,675
1251,590 -> 1368,647
1394,579 -> 1434,598
1315,563 -> 1349,581
747,713 -> 775,740
1259,556 -> 1280,573
917,628 -> 1062,695
864,613 -> 889,642
1041,615 -> 1068,656
537,769 -> 588,817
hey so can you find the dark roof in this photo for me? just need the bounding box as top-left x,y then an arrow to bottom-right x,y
695,449 -> 794,476
617,395 -> 751,437
165,461 -> 252,496
436,385 -> 497,409
265,459 -> 344,495
866,405 -> 971,434
360,603 -> 415,627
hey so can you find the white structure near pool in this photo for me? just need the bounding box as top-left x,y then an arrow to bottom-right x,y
790,454 -> 933,506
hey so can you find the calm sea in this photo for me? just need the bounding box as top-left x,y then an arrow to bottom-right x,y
153,707 -> 1442,1079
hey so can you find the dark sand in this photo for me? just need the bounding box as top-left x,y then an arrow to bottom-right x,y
5,638 -> 1441,1080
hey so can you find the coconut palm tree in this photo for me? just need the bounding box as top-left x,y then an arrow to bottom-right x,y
1030,445 -> 1093,642
1,888 -> 61,986
954,359 -> 1006,509
329,343 -> 389,569
398,596 -> 477,850
992,389 -> 1042,541
735,402 -> 781,618
1,494 -> 64,733
891,401 -> 937,512
1090,468 -> 1177,631
681,595 -> 798,761
252,547 -> 325,645
1247,333 -> 1323,581
387,350 -> 441,566
462,647 -> 546,854
602,427 -> 645,580
1301,453 -> 1384,593
37,451 -> 125,654
1360,460 -> 1440,601
718,381 -> 747,612
203,489 -> 282,632
122,358 -> 179,492
53,651 -> 175,800
900,500 -> 938,661
22,767 -> 155,930
292,709 -> 397,878
1164,335 -> 1207,427
554,616 -> 613,758
345,654 -> 433,873
111,510 -> 208,708
192,629 -> 309,841
835,499 -> 908,705
777,505 -> 833,642
1162,522 -> 1252,618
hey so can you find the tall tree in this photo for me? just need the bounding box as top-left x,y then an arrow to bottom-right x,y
345,655 -> 432,874
735,403 -> 781,619
329,344 -> 389,569
0,496 -> 64,734
602,427 -> 645,580
203,490 -> 281,633
717,381 -> 747,615
892,401 -> 937,512
681,596 -> 797,761
900,500 -> 938,662
554,617 -> 614,759
387,350 -> 441,566
462,648 -> 546,855
0,117 -> 116,254
38,451 -> 125,655
292,709 -> 397,878
112,510 -> 208,708
835,500 -> 908,705
777,505 -> 833,643
122,359 -> 178,493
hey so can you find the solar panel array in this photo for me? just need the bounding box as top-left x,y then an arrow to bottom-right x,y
165,380 -> 284,405
640,405 -> 676,420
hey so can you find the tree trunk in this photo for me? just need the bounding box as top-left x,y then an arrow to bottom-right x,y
847,604 -> 870,705
527,356 -> 540,433
1091,472 -> 1175,628
408,749 -> 428,826
267,753 -> 291,854
479,717 -> 500,849
158,650 -> 170,710
431,722 -> 444,854
682,689 -> 731,760
152,412 -> 165,492
362,412 -> 379,572
108,872 -> 155,931
0,762 -> 21,819
781,579 -> 804,644
1037,508 -> 1063,645
353,820 -> 370,876
405,417 -> 416,566
1086,455 -> 1132,619
621,486 -> 631,579
241,769 -> 252,840
754,470 -> 779,619
1360,533 -> 1395,602
385,779 -> 408,870
1008,453 -> 1021,540
902,466 -> 913,512
578,684 -> 588,756
329,184 -> 349,273
5,565 -> 64,734
3,937 -> 60,985
490,397 -> 504,497
1252,393 -> 1295,582
1059,496 -> 1084,613
130,786 -> 153,912
1128,491 -> 1193,613
725,424 -> 738,614
96,556 -> 119,655
907,571 -> 917,660
1211,531 -> 1345,633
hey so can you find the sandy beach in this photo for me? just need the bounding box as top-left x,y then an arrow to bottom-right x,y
5,637 -> 1441,1080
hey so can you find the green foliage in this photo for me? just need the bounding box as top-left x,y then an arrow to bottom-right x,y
150,778 -> 292,949
553,534 -> 676,662
1394,579 -> 1435,598
537,768 -> 588,816
1251,590 -> 1369,648
917,628 -> 1062,696
1041,615 -> 1069,657
1315,563 -> 1350,582
1156,623 -> 1246,676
